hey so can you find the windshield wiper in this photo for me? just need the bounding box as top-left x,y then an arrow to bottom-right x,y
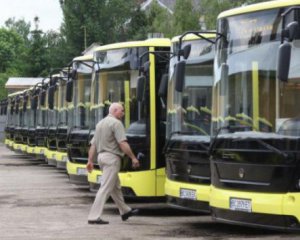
209,124 -> 289,159
234,137 -> 289,159
163,131 -> 181,154
163,131 -> 211,154
208,125 -> 250,155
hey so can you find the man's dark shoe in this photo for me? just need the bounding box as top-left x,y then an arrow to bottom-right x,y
121,209 -> 139,221
88,218 -> 109,224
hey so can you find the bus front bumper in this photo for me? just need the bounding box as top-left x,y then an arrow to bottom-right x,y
66,161 -> 88,185
210,185 -> 300,231
165,177 -> 210,213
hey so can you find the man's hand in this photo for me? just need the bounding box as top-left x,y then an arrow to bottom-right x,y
131,157 -> 140,169
87,144 -> 96,173
86,161 -> 94,173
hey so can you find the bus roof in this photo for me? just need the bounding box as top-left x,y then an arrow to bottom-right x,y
218,0 -> 300,19
73,54 -> 93,61
8,90 -> 26,98
94,38 -> 171,52
171,33 -> 216,43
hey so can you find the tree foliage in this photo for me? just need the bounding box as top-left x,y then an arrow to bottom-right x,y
0,28 -> 24,73
173,0 -> 199,35
0,0 -> 276,100
60,0 -> 137,57
5,17 -> 31,44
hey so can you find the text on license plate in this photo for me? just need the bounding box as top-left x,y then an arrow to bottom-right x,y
77,168 -> 87,176
180,188 -> 196,200
230,197 -> 252,212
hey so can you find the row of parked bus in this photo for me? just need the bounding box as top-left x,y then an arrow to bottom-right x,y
1,0 -> 300,232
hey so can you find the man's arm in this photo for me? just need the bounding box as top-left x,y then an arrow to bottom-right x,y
86,144 -> 96,173
119,141 -> 140,169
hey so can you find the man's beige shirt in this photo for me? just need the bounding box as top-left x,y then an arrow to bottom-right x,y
91,114 -> 127,157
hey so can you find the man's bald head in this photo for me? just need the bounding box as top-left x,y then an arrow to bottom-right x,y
109,102 -> 124,120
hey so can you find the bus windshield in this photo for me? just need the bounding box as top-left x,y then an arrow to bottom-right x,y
92,47 -> 147,131
47,90 -> 57,127
95,69 -> 140,130
58,82 -> 68,126
213,7 -> 300,137
167,39 -> 214,139
27,100 -> 35,128
73,61 -> 93,129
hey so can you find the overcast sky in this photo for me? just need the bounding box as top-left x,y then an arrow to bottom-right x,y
0,0 -> 63,32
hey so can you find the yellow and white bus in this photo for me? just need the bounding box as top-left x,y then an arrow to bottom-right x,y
25,86 -> 42,156
55,71 -> 69,169
164,33 -> 214,211
44,75 -> 60,166
33,79 -> 49,160
12,90 -> 27,153
66,54 -> 94,184
5,91 -> 21,149
210,0 -> 300,231
88,38 -> 170,197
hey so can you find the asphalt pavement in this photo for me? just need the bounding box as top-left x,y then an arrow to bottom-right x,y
0,143 -> 299,240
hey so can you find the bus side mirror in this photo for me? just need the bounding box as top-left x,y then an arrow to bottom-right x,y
158,73 -> 168,97
277,42 -> 291,82
136,76 -> 145,102
48,86 -> 55,110
283,21 -> 300,42
31,96 -> 38,110
40,90 -> 46,106
66,80 -> 73,102
175,61 -> 186,92
183,44 -> 191,59
143,61 -> 150,73
178,44 -> 191,60
70,69 -> 77,80
23,98 -> 27,112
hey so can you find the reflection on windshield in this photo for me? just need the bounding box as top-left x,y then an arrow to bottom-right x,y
74,73 -> 91,128
167,62 -> 213,138
213,8 -> 300,138
95,70 -> 140,130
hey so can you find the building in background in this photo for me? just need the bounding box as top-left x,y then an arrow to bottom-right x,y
5,77 -> 44,94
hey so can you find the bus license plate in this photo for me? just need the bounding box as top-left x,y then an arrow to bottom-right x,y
77,168 -> 87,176
230,197 -> 252,212
180,188 -> 196,200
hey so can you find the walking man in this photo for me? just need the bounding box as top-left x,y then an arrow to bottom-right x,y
86,102 -> 140,224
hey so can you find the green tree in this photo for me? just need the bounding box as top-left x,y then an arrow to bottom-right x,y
24,17 -> 49,77
141,0 -> 200,38
5,18 -> 31,44
60,0 -> 137,57
173,0 -> 200,35
124,7 -> 149,41
0,71 -> 14,99
146,1 -> 174,38
0,28 -> 25,73
44,30 -> 69,74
